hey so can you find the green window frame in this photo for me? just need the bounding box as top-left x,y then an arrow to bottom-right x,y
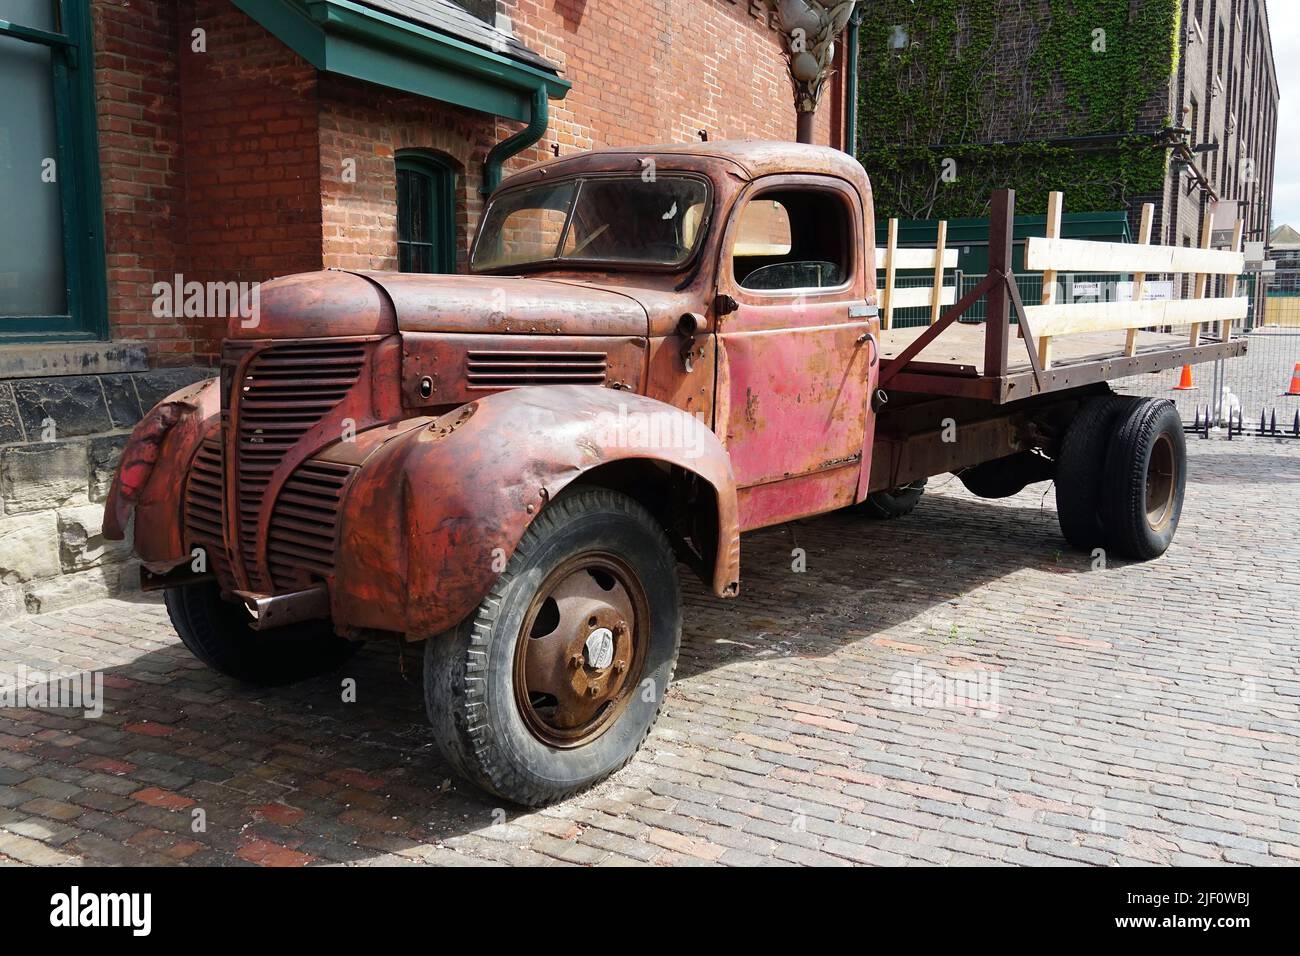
0,0 -> 107,342
396,153 -> 456,274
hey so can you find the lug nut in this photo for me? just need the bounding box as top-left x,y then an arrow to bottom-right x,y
614,660 -> 627,673
569,654 -> 584,669
586,685 -> 601,697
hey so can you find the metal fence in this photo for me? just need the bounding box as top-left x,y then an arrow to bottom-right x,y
1112,270 -> 1300,430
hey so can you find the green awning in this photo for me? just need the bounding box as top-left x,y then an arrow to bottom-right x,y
233,0 -> 569,122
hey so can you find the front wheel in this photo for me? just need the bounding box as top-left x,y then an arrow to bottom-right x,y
424,488 -> 681,806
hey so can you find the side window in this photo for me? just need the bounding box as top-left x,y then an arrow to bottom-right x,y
396,153 -> 456,273
732,189 -> 850,292
1,0 -> 107,341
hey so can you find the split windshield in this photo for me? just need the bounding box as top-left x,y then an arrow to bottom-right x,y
471,175 -> 710,271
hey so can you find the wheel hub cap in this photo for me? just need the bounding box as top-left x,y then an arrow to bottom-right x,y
514,555 -> 648,748
584,627 -> 615,669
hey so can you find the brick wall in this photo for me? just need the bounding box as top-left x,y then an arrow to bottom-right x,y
506,0 -> 835,160
90,0 -> 187,362
178,0 -> 324,363
319,77 -> 494,273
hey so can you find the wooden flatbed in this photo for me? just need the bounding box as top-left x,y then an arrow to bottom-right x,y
873,189 -> 1249,406
879,323 -> 1247,404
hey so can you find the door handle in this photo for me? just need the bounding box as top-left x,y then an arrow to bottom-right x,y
857,330 -> 878,368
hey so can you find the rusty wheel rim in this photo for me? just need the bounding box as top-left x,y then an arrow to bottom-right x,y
1145,433 -> 1178,531
513,553 -> 649,748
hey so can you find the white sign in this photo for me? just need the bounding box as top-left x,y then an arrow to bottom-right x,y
1116,280 -> 1174,302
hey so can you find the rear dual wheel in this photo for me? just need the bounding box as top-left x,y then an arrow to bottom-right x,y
424,488 -> 681,807
1056,396 -> 1186,560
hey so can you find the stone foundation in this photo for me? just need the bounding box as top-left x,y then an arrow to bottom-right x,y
0,366 -> 212,620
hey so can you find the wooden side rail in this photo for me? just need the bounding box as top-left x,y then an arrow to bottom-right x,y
876,218 -> 958,329
1022,191 -> 1246,369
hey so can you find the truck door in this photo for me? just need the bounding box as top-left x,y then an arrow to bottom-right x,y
715,175 -> 877,531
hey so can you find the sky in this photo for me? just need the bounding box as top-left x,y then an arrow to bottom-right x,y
1269,0 -> 1299,229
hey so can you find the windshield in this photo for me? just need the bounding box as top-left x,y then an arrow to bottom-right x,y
471,176 -> 710,271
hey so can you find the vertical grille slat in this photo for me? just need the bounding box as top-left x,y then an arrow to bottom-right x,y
185,340 -> 367,595
266,460 -> 357,591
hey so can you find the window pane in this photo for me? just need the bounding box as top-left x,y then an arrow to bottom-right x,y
734,200 -> 792,256
396,170 -> 411,243
408,172 -> 429,243
0,33 -> 67,316
559,178 -> 708,264
472,182 -> 576,270
0,0 -> 58,31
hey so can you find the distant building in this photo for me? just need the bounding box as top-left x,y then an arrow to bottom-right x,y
1268,224 -> 1300,293
853,0 -> 1279,258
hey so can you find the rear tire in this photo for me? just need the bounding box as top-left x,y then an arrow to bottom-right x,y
1055,395 -> 1131,551
424,488 -> 681,807
164,581 -> 359,686
860,479 -> 927,519
1100,399 -> 1186,560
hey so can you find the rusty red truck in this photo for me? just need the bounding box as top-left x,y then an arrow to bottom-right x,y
104,141 -> 1246,805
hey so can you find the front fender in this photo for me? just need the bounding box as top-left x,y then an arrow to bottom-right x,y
103,377 -> 218,567
334,385 -> 740,637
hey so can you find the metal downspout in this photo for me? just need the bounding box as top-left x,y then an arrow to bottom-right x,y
844,7 -> 862,158
481,85 -> 549,196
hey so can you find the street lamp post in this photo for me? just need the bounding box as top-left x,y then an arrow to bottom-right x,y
766,0 -> 860,144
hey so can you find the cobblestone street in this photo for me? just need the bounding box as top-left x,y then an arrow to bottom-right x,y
1,439 -> 1297,867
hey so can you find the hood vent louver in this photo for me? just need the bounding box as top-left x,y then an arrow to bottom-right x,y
465,349 -> 607,390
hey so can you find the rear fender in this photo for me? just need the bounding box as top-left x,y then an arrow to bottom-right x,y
103,377 -> 219,568
334,385 -> 740,637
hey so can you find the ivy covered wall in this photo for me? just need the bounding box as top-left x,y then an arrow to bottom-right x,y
855,0 -> 1182,220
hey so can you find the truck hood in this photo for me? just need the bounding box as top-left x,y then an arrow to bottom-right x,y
232,271 -> 696,340
360,272 -> 650,337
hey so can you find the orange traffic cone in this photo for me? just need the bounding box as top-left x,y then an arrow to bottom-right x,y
1173,364 -> 1194,391
1286,363 -> 1300,397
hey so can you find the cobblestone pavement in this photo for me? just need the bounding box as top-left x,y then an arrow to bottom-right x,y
1,440 -> 1297,867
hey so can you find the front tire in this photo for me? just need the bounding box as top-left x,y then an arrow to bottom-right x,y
164,581 -> 359,686
424,488 -> 681,807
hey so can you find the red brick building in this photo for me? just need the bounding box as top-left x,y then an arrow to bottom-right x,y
0,0 -> 851,615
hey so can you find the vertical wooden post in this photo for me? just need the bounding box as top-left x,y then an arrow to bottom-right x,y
882,218 -> 898,330
985,189 -> 1014,380
929,220 -> 948,325
1037,191 -> 1063,370
1188,213 -> 1214,346
1124,202 -> 1155,357
1220,219 -> 1244,342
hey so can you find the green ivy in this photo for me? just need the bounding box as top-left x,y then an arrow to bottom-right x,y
855,0 -> 1180,220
